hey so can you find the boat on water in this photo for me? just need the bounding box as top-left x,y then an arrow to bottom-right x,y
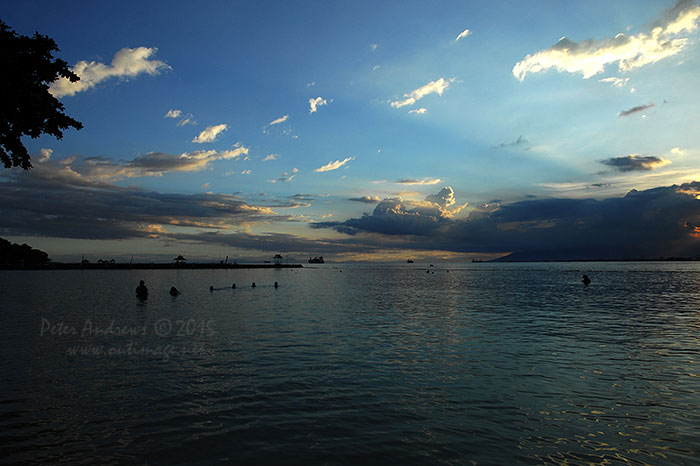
308,256 -> 325,264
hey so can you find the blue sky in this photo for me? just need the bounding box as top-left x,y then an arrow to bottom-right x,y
2,0 -> 700,261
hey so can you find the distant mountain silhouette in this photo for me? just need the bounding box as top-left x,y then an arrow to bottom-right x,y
492,251 -> 700,262
0,237 -> 49,265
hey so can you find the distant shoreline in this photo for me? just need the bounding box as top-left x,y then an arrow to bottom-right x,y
0,263 -> 304,271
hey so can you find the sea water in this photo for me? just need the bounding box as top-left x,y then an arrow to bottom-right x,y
0,262 -> 698,465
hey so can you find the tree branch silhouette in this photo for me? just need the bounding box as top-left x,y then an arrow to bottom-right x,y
0,19 -> 83,169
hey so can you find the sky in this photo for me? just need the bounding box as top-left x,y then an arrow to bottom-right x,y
2,0 -> 700,262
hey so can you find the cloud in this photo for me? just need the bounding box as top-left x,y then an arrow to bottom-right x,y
22,146 -> 250,183
513,1 -> 700,80
316,197 -> 453,236
618,103 -> 655,117
409,108 -> 427,115
671,147 -> 687,156
395,177 -> 441,185
193,124 -> 228,143
50,47 -> 170,97
176,115 -> 196,126
349,195 -> 381,203
314,157 -> 354,172
424,186 -> 457,208
455,28 -> 472,41
263,154 -> 278,161
314,187 -> 466,237
268,171 -> 297,183
165,109 -> 196,126
268,115 -> 289,126
309,97 -> 328,114
0,167 -> 296,241
599,76 -> 631,88
600,154 -> 671,171
313,182 -> 700,260
372,65 -> 381,71
391,78 -> 454,108
498,135 -> 528,148
37,148 -> 53,163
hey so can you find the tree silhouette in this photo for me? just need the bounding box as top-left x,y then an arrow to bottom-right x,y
0,237 -> 49,265
0,19 -> 83,170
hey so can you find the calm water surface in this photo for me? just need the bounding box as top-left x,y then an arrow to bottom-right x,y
1,262 -> 699,465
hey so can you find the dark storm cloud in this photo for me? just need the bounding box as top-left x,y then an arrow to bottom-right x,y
618,103 -> 655,117
0,167 -> 294,240
313,183 -> 700,259
314,197 -> 452,236
348,195 -> 381,203
600,155 -> 669,172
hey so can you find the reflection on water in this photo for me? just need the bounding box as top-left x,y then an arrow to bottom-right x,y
0,262 -> 698,465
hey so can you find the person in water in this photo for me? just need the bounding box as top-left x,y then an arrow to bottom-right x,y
252,282 -> 256,288
169,287 -> 180,296
231,283 -> 236,289
209,286 -> 214,292
274,281 -> 279,288
582,274 -> 591,285
135,280 -> 148,299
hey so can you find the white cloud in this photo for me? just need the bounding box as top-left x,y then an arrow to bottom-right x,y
395,177 -> 441,185
455,28 -> 472,41
37,148 -> 53,163
671,147 -> 687,156
201,183 -> 210,189
599,76 -> 630,88
263,154 -> 278,161
390,78 -> 454,108
165,109 -> 196,126
268,114 -> 289,126
513,3 -> 700,80
423,186 -> 468,216
217,147 -> 249,160
50,47 -> 170,97
268,171 -> 296,183
176,115 -> 196,126
409,108 -> 428,115
424,186 -> 456,207
309,96 -> 328,114
314,157 -> 354,172
193,124 -> 228,143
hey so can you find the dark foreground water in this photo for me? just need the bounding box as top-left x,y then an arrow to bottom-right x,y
1,262 -> 699,465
